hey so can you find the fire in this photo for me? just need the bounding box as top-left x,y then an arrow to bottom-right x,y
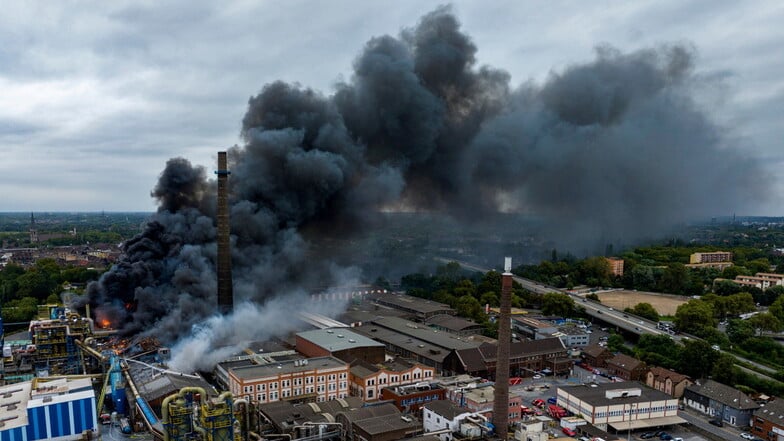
100,319 -> 111,328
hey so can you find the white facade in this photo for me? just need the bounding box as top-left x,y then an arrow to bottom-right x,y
557,385 -> 679,431
423,405 -> 486,441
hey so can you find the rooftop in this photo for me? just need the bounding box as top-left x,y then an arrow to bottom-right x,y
352,324 -> 454,363
425,314 -> 483,332
370,316 -> 481,350
297,328 -> 385,352
755,399 -> 784,422
560,382 -> 673,406
686,380 -> 759,410
371,293 -> 455,315
230,356 -> 347,380
425,399 -> 472,420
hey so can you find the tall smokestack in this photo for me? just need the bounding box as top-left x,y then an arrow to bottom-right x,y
493,257 -> 513,439
215,151 -> 233,314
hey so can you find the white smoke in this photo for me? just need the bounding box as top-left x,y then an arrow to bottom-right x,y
168,294 -> 351,372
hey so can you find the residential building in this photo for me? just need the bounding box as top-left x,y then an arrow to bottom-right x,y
227,356 -> 350,404
423,400 -> 489,441
349,358 -> 435,401
581,344 -> 613,368
606,354 -> 647,381
646,367 -> 692,398
556,382 -> 684,432
750,398 -> 784,440
607,258 -> 624,277
683,380 -> 760,427
296,328 -> 386,364
735,273 -> 784,291
690,251 -> 732,264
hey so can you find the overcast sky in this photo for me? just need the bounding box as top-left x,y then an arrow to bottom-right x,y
2,0 -> 782,214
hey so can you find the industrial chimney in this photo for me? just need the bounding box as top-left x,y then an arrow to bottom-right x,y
215,151 -> 233,314
492,257 -> 513,439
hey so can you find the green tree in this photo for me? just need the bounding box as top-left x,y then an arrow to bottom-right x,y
635,334 -> 681,368
679,339 -> 719,379
630,303 -> 660,322
659,263 -> 689,294
478,271 -> 501,297
748,313 -> 782,334
540,292 -> 575,317
455,295 -> 483,321
711,354 -> 738,385
607,334 -> 625,353
674,299 -> 715,334
770,295 -> 784,323
586,293 -> 600,302
479,292 -> 499,307
726,319 -> 755,344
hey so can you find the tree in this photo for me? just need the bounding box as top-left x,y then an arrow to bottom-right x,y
631,266 -> 656,291
478,271 -> 501,296
455,295 -> 482,321
674,299 -> 715,334
726,319 -> 755,344
659,264 -> 689,294
756,285 -> 784,306
679,339 -> 719,379
586,293 -> 600,302
711,354 -> 738,385
713,280 -> 742,296
540,292 -> 575,317
748,313 -> 782,334
630,303 -> 660,322
607,334 -> 625,353
770,295 -> 784,323
479,292 -> 499,307
635,334 -> 681,368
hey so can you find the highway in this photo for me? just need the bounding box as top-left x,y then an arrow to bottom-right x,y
441,257 -> 780,381
440,258 -> 668,338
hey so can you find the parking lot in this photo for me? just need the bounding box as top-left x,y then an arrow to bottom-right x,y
509,369 -> 711,440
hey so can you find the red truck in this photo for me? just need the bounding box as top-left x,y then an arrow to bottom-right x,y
547,404 -> 568,419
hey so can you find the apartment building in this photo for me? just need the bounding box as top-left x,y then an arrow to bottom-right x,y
349,358 -> 435,401
607,258 -> 625,277
690,251 -> 732,264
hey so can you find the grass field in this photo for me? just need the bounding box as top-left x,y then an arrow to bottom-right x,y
596,290 -> 688,316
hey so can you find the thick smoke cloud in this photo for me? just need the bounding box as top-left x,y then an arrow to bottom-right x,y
77,6 -> 764,368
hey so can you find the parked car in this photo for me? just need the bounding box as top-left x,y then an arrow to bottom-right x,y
562,427 -> 577,437
709,419 -> 724,427
640,432 -> 655,439
740,433 -> 755,440
547,397 -> 558,405
533,374 -> 542,379
660,434 -> 673,441
532,399 -> 545,408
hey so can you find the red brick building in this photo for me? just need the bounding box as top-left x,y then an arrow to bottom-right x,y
607,354 -> 647,381
751,398 -> 784,441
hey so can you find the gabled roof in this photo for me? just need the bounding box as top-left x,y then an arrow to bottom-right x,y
426,314 -> 483,332
582,344 -> 611,358
754,399 -> 784,422
455,347 -> 487,372
686,380 -> 760,411
452,337 -> 566,372
648,366 -> 690,384
607,354 -> 644,371
425,400 -> 471,420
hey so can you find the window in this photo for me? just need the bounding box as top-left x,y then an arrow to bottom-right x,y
318,376 -> 325,383
367,389 -> 374,399
368,379 -> 375,386
339,373 -> 347,379
340,381 -> 347,389
391,376 -> 398,383
282,380 -> 290,388
294,378 -> 302,386
294,388 -> 302,395
270,391 -> 278,401
425,371 -> 432,377
257,384 -> 265,391
306,376 -> 314,384
329,383 -> 336,391
306,386 -> 314,394
328,374 -> 336,381
282,390 -> 290,398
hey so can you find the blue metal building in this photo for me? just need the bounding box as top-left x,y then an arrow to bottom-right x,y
0,377 -> 98,441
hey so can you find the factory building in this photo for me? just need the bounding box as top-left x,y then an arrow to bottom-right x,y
296,328 -> 385,365
0,377 -> 98,441
380,382 -> 446,413
423,400 -> 490,441
556,382 -> 684,431
371,293 -> 456,319
444,337 -> 570,378
424,315 -> 484,337
227,356 -> 350,404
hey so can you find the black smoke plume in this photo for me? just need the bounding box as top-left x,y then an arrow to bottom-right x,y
77,6 -> 765,353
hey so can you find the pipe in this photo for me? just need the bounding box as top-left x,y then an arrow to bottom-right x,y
161,387 -> 207,441
75,339 -> 107,362
234,398 -> 249,441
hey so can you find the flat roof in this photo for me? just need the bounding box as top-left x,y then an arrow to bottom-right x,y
560,382 -> 673,405
0,381 -> 32,431
370,317 -> 480,350
352,325 -> 453,363
296,328 -> 385,352
230,356 -> 346,380
372,293 -> 454,314
609,415 -> 687,430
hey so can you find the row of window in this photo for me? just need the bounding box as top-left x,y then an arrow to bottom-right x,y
595,404 -> 675,418
365,371 -> 431,386
401,394 -> 441,406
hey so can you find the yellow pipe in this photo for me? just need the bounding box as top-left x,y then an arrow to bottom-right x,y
161,387 -> 206,441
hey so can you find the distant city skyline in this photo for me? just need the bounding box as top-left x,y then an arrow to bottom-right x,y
2,1 -> 783,214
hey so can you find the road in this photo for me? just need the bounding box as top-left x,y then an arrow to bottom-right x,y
439,258 -> 666,337
441,257 -> 781,381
